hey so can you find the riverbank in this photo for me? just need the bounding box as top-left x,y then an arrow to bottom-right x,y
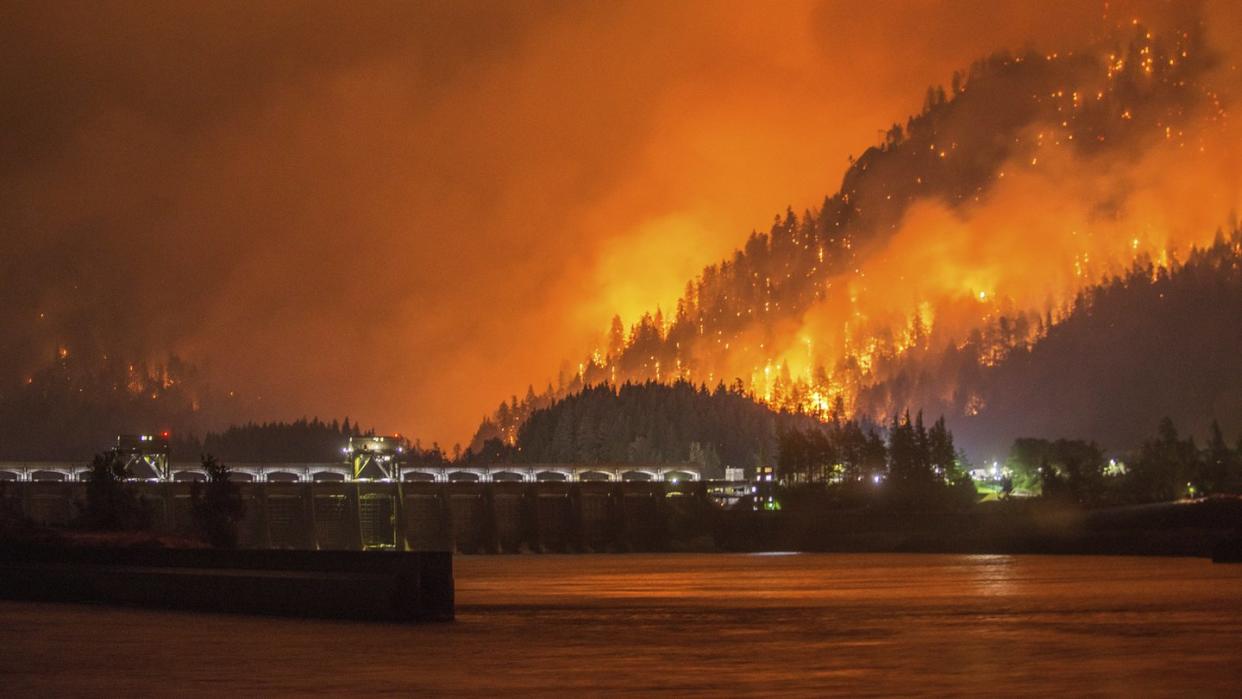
4,483 -> 1238,558
716,495 -> 1242,558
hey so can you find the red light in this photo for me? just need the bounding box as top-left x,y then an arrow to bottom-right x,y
162,431 -> 170,438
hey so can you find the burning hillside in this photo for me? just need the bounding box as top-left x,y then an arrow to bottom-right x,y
475,14 -> 1240,457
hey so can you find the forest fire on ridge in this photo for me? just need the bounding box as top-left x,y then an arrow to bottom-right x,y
4,2 -> 1241,458
475,14 -> 1241,452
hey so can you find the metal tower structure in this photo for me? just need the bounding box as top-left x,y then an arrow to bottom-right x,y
348,435 -> 405,481
348,435 -> 406,550
114,433 -> 171,481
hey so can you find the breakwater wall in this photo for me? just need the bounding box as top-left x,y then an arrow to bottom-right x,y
0,545 -> 454,621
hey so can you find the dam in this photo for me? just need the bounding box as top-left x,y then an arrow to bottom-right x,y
0,477 -> 728,552
0,433 -> 747,552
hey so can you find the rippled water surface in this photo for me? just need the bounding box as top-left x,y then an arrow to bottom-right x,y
3,554 -> 1241,695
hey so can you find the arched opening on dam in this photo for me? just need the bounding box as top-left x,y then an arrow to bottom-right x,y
620,470 -> 654,482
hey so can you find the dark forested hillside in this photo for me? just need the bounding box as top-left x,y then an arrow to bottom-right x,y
508,229 -> 1241,468
575,21 -> 1207,394
511,381 -> 823,477
172,418 -> 459,466
170,418 -> 365,463
0,354 -> 208,460
860,232 -> 1242,457
475,20 -> 1220,454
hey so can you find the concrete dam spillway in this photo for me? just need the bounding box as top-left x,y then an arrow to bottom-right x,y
0,470 -> 723,553
0,434 -> 722,553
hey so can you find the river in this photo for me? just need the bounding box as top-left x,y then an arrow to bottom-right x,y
2,553 -> 1241,695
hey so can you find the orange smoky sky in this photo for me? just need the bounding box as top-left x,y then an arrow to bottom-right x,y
0,0 -> 1232,446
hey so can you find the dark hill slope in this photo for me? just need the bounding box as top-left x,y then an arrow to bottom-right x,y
858,233 -> 1242,457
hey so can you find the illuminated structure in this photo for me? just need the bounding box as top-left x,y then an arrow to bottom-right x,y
1,435 -> 709,487
0,438 -> 729,550
114,433 -> 171,481
753,465 -> 779,511
0,435 -> 726,551
348,435 -> 406,549
0,460 -> 706,484
348,435 -> 404,481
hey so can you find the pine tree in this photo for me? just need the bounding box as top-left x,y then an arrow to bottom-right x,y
1203,421 -> 1235,494
928,416 -> 956,478
191,455 -> 245,548
607,315 -> 626,362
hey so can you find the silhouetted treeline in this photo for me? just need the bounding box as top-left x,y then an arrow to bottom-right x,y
1007,418 -> 1242,506
503,381 -> 823,477
171,417 -> 368,463
867,229 -> 1242,456
191,455 -> 246,547
469,384 -> 557,453
167,419 -> 459,466
777,412 -> 977,510
78,451 -> 153,530
170,418 -> 463,465
0,353 -> 207,460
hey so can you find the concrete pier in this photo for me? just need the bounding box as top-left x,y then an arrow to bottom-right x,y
0,544 -> 454,622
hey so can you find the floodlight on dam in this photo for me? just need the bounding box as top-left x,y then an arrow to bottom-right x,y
347,435 -> 408,551
348,435 -> 405,481
114,433 -> 171,481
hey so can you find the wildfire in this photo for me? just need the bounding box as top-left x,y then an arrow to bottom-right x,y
481,16 -> 1238,442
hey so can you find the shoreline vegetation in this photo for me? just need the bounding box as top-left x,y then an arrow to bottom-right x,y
714,496 -> 1242,559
